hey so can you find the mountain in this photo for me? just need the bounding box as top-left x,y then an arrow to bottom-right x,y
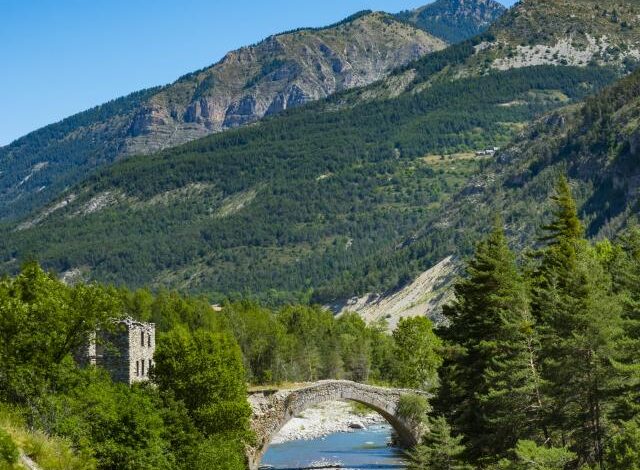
341,64 -> 640,322
0,11 -> 445,221
0,59 -> 615,301
396,0 -> 507,43
342,0 -> 640,104
1,0 -> 637,304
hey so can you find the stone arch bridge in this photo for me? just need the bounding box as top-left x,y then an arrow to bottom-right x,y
246,380 -> 429,469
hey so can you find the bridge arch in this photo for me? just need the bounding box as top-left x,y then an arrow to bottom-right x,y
246,380 -> 427,470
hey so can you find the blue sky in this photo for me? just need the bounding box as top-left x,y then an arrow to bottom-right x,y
0,0 -> 516,146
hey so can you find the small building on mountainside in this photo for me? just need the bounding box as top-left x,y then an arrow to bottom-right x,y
475,147 -> 500,156
76,318 -> 156,385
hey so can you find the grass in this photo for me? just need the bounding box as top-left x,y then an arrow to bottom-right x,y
0,405 -> 95,470
421,152 -> 483,164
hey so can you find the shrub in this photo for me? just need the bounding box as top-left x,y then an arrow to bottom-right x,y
0,428 -> 18,465
606,419 -> 640,470
185,433 -> 246,470
397,394 -> 430,422
493,440 -> 576,469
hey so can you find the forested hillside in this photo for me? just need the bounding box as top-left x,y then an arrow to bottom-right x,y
360,65 -> 640,302
0,64 -> 616,303
0,11 -> 445,221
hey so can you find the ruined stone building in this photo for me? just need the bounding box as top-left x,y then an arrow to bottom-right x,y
76,318 -> 156,385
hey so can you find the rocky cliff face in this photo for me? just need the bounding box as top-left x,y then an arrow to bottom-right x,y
328,256 -> 458,329
122,12 -> 446,156
484,0 -> 640,70
397,0 -> 506,43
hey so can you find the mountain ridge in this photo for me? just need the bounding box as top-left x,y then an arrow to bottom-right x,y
0,10 -> 446,221
396,0 -> 507,43
336,0 -> 640,106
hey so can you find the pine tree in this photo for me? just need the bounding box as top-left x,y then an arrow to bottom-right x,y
438,221 -> 543,462
608,227 -> 640,421
531,177 -> 624,468
407,416 -> 471,470
541,176 -> 584,243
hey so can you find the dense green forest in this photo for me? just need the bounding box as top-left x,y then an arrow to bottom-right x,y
359,65 -> 640,309
408,179 -> 640,469
0,65 -> 619,304
0,262 -> 442,469
1,179 -> 638,469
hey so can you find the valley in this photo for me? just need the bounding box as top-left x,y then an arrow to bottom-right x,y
2,1 -> 640,469
4,0 -> 640,312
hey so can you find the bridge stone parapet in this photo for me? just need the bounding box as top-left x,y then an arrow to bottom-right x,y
246,380 -> 428,469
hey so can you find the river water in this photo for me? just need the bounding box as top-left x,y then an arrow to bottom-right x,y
260,424 -> 408,469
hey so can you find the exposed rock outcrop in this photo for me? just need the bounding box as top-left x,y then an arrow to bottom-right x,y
121,13 -> 445,155
329,256 -> 458,329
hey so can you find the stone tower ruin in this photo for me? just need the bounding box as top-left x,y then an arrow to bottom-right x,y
77,318 -> 156,385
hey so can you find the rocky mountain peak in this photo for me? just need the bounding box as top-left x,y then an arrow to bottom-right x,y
483,0 -> 640,70
122,11 -> 445,155
397,0 -> 507,43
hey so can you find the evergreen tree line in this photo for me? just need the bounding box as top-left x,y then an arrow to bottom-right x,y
411,177 -> 640,469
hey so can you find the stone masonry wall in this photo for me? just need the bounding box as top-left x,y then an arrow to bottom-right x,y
246,380 -> 429,470
77,318 -> 156,385
126,321 -> 156,384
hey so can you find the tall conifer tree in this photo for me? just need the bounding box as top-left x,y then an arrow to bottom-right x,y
609,226 -> 640,421
438,221 -> 543,462
532,177 -> 623,468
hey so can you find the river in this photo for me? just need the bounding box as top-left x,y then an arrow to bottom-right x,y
260,423 -> 409,469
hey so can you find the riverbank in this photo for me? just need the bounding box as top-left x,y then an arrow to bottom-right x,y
271,400 -> 385,444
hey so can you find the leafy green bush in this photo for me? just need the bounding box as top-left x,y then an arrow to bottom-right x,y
0,428 -> 18,465
397,394 -> 430,422
0,404 -> 95,470
392,317 -> 442,390
492,440 -> 575,469
607,419 -> 640,469
185,433 -> 246,470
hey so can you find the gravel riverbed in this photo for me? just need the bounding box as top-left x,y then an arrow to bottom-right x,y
271,400 -> 385,444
